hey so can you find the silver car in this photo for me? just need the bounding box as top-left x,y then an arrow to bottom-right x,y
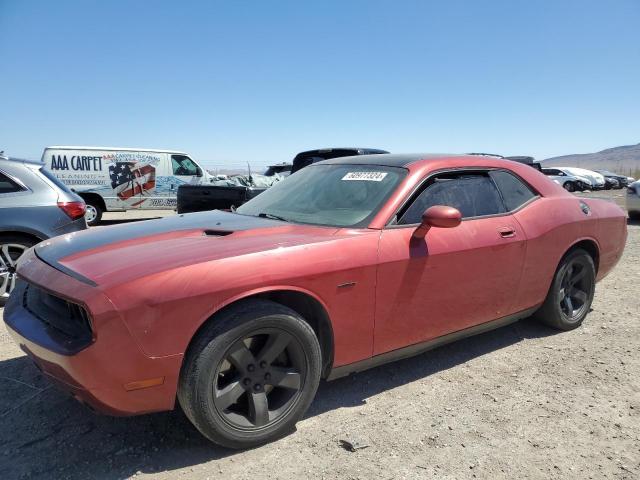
0,154 -> 87,304
541,168 -> 591,192
627,181 -> 640,220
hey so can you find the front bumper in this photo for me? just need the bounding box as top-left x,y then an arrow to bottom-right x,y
2,249 -> 182,415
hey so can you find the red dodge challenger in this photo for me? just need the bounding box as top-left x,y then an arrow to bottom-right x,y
3,154 -> 627,448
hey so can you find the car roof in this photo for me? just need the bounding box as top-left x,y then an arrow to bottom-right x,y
0,156 -> 43,168
45,146 -> 189,155
317,153 -> 480,168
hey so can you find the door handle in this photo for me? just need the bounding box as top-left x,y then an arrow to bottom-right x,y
498,227 -> 516,238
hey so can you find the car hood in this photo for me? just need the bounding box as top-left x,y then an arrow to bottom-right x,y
32,210 -> 341,287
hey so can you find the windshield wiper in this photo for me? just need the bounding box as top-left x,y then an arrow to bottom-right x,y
257,212 -> 290,222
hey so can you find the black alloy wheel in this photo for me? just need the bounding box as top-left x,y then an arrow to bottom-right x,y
557,256 -> 592,322
178,299 -> 322,449
533,248 -> 595,330
213,328 -> 306,430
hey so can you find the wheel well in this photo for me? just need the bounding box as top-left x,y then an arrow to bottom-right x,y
566,239 -> 599,273
195,291 -> 335,378
255,291 -> 334,378
77,192 -> 106,211
0,231 -> 43,244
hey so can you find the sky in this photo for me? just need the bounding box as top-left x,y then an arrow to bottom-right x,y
1,0 -> 639,171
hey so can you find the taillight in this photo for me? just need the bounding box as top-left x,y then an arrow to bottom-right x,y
58,201 -> 87,220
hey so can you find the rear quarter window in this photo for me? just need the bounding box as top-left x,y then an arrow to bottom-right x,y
39,167 -> 73,193
0,172 -> 25,194
489,170 -> 537,211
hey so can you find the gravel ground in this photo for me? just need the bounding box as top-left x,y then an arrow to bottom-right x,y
1,193 -> 638,480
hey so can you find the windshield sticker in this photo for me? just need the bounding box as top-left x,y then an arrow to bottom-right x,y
342,172 -> 388,182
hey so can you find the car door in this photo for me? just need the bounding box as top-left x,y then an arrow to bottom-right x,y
373,169 -> 532,355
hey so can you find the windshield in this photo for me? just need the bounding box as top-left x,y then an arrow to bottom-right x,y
236,164 -> 406,227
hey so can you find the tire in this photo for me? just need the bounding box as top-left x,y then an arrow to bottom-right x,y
178,299 -> 322,449
629,211 -> 640,221
0,235 -> 38,306
563,181 -> 576,193
84,201 -> 103,226
533,248 -> 596,331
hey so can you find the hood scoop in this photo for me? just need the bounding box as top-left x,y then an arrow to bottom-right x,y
203,229 -> 233,237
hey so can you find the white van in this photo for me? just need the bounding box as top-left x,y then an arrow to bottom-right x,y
42,146 -> 213,224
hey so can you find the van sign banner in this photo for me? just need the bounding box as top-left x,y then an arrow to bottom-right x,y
50,155 -> 103,171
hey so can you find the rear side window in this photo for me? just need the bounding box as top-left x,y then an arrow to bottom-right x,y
399,173 -> 506,224
0,172 -> 24,194
489,170 -> 536,211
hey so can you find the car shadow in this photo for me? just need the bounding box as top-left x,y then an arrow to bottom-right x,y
0,317 -> 556,479
308,316 -> 556,416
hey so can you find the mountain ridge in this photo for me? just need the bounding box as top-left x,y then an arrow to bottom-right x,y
543,142 -> 640,175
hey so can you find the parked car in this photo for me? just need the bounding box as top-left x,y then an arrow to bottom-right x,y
290,147 -> 389,173
177,148 -> 389,214
504,156 -> 542,171
627,181 -> 640,220
603,177 -> 620,190
555,167 -> 606,190
264,163 -> 292,177
594,170 -> 629,189
541,167 -> 591,192
177,175 -> 278,214
467,153 -> 542,171
42,146 -> 214,225
4,154 -> 626,448
0,154 -> 86,305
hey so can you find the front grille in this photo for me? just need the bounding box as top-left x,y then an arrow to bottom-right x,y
22,282 -> 93,342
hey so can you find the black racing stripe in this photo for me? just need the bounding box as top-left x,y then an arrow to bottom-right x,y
34,210 -> 281,277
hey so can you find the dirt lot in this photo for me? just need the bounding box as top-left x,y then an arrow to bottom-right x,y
1,192 -> 639,479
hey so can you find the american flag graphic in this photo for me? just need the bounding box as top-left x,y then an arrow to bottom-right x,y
108,162 -> 156,201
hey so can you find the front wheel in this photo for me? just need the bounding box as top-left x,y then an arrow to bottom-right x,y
178,300 -> 322,449
563,181 -> 576,193
533,248 -> 595,330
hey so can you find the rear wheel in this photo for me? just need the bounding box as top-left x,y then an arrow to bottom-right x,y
84,201 -> 103,226
0,235 -> 37,306
178,300 -> 322,449
533,248 -> 595,330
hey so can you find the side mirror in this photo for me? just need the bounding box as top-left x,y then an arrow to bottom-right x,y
412,205 -> 462,239
195,166 -> 203,177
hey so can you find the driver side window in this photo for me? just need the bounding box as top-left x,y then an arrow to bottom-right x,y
171,155 -> 199,176
398,172 -> 506,224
